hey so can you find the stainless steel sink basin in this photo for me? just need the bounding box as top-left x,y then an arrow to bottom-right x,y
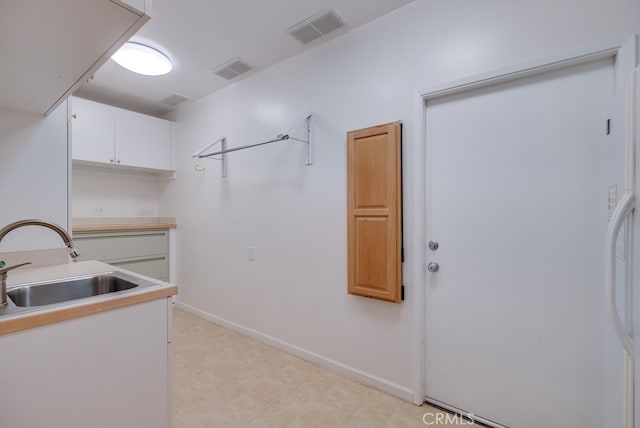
3,271 -> 157,313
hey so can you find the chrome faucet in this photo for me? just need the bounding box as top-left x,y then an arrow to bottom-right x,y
0,219 -> 81,258
0,219 -> 80,307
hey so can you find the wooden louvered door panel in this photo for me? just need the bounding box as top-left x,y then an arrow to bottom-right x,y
347,121 -> 402,303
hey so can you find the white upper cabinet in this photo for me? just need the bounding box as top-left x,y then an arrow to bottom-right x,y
71,97 -> 116,164
116,109 -> 172,170
0,0 -> 150,116
71,97 -> 174,172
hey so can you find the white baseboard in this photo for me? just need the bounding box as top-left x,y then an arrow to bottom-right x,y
174,301 -> 415,403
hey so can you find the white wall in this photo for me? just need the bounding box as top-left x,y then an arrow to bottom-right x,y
0,103 -> 69,252
72,166 -> 164,218
162,0 -> 640,399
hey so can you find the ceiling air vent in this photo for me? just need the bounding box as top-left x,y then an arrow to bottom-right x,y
286,8 -> 345,45
212,58 -> 254,80
161,94 -> 189,107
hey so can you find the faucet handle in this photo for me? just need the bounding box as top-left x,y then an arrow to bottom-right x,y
0,261 -> 31,276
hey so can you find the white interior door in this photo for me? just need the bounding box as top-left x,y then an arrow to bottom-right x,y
425,57 -> 615,428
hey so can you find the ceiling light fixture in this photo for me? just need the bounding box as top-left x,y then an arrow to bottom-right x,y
111,42 -> 172,76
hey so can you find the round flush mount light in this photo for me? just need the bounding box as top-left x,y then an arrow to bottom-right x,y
111,42 -> 172,76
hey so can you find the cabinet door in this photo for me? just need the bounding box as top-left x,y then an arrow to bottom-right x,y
1,1 -> 148,115
71,97 -> 115,164
115,108 -> 172,170
0,299 -> 170,428
347,122 -> 402,303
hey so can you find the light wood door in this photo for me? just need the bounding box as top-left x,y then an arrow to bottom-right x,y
347,121 -> 402,303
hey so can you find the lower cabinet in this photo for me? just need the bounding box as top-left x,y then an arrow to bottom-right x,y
73,229 -> 170,281
0,298 -> 172,428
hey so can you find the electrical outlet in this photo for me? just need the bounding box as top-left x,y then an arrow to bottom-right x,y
248,246 -> 255,261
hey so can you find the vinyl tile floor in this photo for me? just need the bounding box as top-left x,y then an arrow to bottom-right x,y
172,308 -> 478,428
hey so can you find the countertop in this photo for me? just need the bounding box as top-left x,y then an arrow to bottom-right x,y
72,217 -> 177,233
73,223 -> 177,232
0,260 -> 178,336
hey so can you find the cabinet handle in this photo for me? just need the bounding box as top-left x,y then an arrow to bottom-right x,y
71,114 -> 77,119
116,160 -> 121,164
110,159 -> 114,163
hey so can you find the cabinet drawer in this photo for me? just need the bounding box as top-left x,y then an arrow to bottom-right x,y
74,230 -> 168,262
108,256 -> 169,280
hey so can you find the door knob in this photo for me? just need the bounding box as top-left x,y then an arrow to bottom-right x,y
427,262 -> 439,272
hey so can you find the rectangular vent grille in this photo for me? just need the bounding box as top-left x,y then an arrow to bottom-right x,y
161,94 -> 189,107
286,9 -> 345,45
212,58 -> 254,80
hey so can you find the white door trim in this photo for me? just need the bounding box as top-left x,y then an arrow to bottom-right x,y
409,36 -> 638,406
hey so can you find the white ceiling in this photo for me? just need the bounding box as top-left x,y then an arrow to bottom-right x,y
74,0 -> 414,116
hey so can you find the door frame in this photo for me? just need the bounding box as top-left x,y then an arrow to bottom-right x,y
408,36 -> 638,407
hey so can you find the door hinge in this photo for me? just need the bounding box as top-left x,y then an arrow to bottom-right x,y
401,247 -> 405,262
401,285 -> 405,301
606,119 -> 611,135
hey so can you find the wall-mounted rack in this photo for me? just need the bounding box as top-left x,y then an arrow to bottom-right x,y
192,113 -> 312,177
192,137 -> 227,176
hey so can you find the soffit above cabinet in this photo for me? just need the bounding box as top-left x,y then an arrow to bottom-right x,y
0,0 -> 150,116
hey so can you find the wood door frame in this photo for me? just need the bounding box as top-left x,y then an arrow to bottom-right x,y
408,36 -> 638,407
